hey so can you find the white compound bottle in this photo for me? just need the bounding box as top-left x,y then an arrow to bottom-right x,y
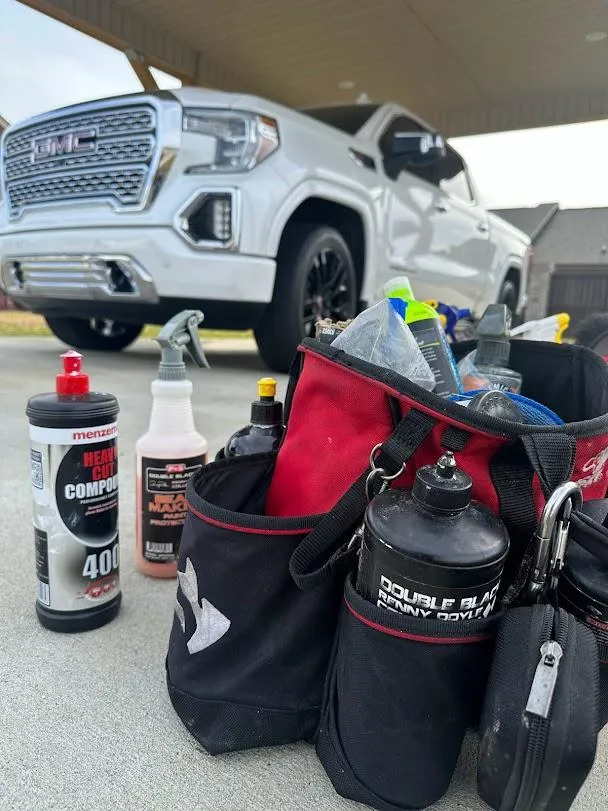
136,310 -> 209,578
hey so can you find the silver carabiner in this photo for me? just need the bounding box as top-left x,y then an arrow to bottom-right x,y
527,481 -> 583,600
365,443 -> 406,502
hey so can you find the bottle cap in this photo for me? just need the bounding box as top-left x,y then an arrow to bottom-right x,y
251,378 -> 283,426
383,275 -> 414,301
467,390 -> 523,421
475,304 -> 512,367
258,377 -> 277,400
412,451 -> 472,512
56,351 -> 90,396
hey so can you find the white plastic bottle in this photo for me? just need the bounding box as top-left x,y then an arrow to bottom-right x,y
136,310 -> 209,578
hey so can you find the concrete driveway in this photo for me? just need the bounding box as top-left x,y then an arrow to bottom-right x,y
1,336 -> 606,811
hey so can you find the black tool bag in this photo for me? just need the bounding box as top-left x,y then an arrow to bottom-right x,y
316,575 -> 500,811
166,339 -> 608,761
477,604 -> 599,811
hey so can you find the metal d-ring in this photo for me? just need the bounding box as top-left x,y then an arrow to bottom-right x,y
365,443 -> 406,501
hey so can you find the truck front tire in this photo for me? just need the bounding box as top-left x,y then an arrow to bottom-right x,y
254,224 -> 358,373
45,317 -> 143,352
498,278 -> 518,315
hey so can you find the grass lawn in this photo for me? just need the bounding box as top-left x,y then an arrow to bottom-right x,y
0,310 -> 252,340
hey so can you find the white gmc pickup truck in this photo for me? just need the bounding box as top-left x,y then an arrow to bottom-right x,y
0,89 -> 530,372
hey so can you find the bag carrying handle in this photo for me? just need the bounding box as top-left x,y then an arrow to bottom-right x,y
520,432 -> 576,497
289,408 -> 437,591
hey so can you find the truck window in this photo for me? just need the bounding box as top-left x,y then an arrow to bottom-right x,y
435,146 -> 475,203
378,115 -> 435,185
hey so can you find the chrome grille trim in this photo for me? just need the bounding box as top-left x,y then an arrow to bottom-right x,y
0,97 -> 182,219
4,107 -> 155,156
7,166 -> 149,210
5,135 -> 155,181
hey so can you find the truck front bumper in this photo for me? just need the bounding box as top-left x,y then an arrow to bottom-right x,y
0,226 -> 276,314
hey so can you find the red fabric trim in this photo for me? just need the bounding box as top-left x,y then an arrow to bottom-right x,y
345,599 -> 493,645
187,503 -> 310,536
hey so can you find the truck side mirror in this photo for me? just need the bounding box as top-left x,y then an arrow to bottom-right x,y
391,131 -> 446,167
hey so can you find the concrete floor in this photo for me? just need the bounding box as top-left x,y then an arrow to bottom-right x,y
0,335 -> 606,811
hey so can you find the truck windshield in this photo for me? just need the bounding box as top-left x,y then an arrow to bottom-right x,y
300,104 -> 380,135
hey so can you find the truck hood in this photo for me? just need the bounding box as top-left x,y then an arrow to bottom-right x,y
171,87 -> 310,121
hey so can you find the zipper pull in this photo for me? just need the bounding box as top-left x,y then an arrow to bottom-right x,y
525,640 -> 564,719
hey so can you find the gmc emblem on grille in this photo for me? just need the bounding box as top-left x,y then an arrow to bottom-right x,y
31,129 -> 97,162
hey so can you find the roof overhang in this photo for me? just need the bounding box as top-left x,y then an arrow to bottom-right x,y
17,0 -> 608,137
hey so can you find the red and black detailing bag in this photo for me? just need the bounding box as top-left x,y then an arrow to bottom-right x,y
166,337 -> 608,755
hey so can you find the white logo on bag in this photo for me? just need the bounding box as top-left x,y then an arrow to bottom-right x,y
574,445 -> 608,489
175,557 -> 231,654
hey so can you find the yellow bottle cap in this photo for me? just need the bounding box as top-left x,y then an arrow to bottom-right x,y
258,377 -> 277,399
556,313 -> 570,343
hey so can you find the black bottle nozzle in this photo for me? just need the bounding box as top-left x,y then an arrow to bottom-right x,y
413,451 -> 472,512
436,451 -> 457,478
475,304 -> 512,368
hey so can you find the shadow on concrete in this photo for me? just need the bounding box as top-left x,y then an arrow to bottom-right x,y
2,337 -> 269,374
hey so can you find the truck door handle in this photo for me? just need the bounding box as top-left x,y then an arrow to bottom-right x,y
477,222 -> 489,233
433,201 -> 449,213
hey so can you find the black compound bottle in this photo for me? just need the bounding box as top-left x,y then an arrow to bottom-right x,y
356,452 -> 509,621
224,377 -> 284,458
26,351 -> 121,632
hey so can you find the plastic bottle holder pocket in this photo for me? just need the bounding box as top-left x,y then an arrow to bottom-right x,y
166,452 -> 342,754
316,576 -> 500,811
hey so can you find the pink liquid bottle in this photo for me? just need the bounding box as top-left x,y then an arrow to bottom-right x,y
136,311 -> 209,578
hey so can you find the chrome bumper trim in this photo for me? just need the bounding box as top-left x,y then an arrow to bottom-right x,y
0,254 -> 159,303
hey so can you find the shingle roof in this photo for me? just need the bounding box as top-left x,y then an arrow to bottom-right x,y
491,202 -> 559,241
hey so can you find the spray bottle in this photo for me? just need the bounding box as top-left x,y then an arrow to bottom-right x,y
26,351 -> 121,632
136,310 -> 209,578
384,276 -> 461,396
510,313 -> 570,343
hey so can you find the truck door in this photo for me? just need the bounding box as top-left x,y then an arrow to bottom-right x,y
378,118 -> 491,309
430,145 -> 494,310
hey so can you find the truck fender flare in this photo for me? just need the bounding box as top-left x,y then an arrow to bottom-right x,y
267,179 -> 379,301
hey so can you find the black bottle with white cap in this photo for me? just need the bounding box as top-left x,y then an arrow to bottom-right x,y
356,451 -> 510,621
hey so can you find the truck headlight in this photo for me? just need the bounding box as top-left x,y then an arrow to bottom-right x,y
183,109 -> 279,172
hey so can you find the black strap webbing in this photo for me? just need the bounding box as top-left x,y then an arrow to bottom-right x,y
289,408 -> 436,591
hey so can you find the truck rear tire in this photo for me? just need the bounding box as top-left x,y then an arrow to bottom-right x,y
45,317 -> 143,352
254,224 -> 358,373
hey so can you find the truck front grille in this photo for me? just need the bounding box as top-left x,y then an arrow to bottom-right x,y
1,104 -> 158,218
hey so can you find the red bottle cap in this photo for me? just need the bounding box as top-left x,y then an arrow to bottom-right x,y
56,350 -> 90,396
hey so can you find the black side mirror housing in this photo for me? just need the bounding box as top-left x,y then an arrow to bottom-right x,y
391,131 -> 446,167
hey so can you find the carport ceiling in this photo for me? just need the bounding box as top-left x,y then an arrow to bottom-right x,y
18,0 -> 608,136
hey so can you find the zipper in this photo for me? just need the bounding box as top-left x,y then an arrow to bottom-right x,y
512,608 -> 569,811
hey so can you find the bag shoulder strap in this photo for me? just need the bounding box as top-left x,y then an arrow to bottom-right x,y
289,408 -> 437,591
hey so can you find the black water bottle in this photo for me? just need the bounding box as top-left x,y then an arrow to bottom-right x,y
356,452 -> 510,621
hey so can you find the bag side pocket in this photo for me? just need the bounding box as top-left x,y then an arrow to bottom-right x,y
166,454 -> 342,754
316,576 -> 499,811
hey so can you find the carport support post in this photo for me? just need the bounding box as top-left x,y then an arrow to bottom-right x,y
125,48 -> 160,91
